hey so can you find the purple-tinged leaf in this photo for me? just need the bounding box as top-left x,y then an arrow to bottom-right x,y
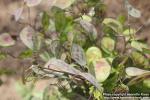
71,44 -> 86,66
13,7 -> 24,21
0,33 -> 15,47
44,58 -> 102,90
20,26 -> 34,49
79,20 -> 97,40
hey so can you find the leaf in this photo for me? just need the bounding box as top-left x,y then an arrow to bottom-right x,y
127,73 -> 150,86
131,41 -> 148,52
125,67 -> 150,77
124,0 -> 141,18
93,58 -> 111,82
24,0 -> 42,7
81,15 -> 92,22
0,52 -> 7,60
143,48 -> 150,54
67,32 -> 74,44
50,40 -> 60,56
53,0 -> 75,9
117,15 -> 126,25
0,33 -> 15,47
40,51 -> 51,62
44,58 -> 102,91
19,49 -> 33,58
79,20 -> 97,40
31,65 -> 56,78
101,37 -> 115,52
123,28 -> 136,36
143,79 -> 150,88
71,44 -> 86,66
20,26 -> 34,49
86,47 -> 102,64
13,7 -> 24,21
42,11 -> 50,31
53,8 -> 74,42
131,51 -> 148,67
102,18 -> 123,33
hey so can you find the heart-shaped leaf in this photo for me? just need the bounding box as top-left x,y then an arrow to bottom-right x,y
0,33 -> 15,47
93,58 -> 111,82
44,58 -> 102,90
13,7 -> 24,21
125,67 -> 150,77
71,44 -> 86,66
24,0 -> 42,7
20,26 -> 34,49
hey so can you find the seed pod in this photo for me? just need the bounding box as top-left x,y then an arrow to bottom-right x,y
86,47 -> 102,63
93,58 -> 111,82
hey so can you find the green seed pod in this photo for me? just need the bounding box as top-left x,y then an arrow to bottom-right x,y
131,51 -> 149,67
143,79 -> 150,88
101,37 -> 115,52
93,58 -> 111,82
86,47 -> 102,63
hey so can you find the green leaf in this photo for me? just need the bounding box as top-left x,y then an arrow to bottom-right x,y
131,51 -> 149,68
0,52 -> 7,60
53,8 -> 73,42
112,56 -> 133,68
103,73 -> 119,92
143,48 -> 150,54
40,51 -> 51,62
19,49 -> 33,58
131,40 -> 148,52
102,18 -> 123,33
123,28 -> 136,36
117,15 -> 126,25
53,8 -> 73,33
143,79 -> 150,88
42,11 -> 50,31
43,86 -> 50,100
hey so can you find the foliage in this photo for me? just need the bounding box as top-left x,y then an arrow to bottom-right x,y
0,0 -> 150,100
